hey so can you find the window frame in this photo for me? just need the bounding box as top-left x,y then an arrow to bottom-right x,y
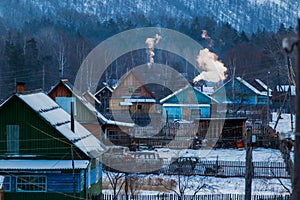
3,175 -> 11,192
6,124 -> 20,155
16,175 -> 47,192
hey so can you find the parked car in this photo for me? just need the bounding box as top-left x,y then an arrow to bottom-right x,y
169,157 -> 199,175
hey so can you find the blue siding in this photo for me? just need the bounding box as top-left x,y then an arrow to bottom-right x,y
47,173 -> 81,193
163,106 -> 210,120
86,164 -> 102,187
163,107 -> 182,120
201,107 -> 211,118
55,97 -> 76,114
3,173 -> 83,193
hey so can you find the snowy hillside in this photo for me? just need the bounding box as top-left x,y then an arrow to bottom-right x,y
1,0 -> 299,33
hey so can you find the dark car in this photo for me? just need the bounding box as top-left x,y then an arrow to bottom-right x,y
168,157 -> 199,175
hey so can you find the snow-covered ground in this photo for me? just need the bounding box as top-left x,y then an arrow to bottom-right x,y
154,147 -> 284,162
103,148 -> 291,196
269,112 -> 295,139
103,113 -> 294,196
102,174 -> 291,195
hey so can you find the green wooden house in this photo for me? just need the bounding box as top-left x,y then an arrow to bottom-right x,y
0,91 -> 105,200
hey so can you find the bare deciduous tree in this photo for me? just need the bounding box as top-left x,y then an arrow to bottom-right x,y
104,169 -> 126,200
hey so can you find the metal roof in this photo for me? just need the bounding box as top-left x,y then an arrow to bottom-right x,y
18,92 -> 106,158
0,160 -> 89,170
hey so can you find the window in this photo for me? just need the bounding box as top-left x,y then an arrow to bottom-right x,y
6,125 -> 19,154
128,87 -> 134,94
16,176 -> 47,192
108,131 -> 118,141
3,176 -> 11,192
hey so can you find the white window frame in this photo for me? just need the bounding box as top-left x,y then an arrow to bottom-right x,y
16,175 -> 47,192
6,125 -> 19,154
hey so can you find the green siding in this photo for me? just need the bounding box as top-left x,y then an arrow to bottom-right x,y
75,99 -> 98,123
0,96 -> 87,160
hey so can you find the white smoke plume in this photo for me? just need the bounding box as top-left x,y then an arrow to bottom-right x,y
145,34 -> 162,67
193,48 -> 227,83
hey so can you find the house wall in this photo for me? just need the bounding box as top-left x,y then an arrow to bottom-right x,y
2,171 -> 85,200
49,83 -> 98,124
0,96 -> 87,160
163,106 -> 211,121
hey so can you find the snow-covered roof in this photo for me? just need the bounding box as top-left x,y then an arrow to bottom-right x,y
276,85 -> 296,96
85,90 -> 102,105
18,92 -> 106,158
255,79 -> 272,96
50,79 -> 134,128
202,86 -> 215,95
95,85 -> 114,96
163,103 -> 210,107
125,98 -> 156,103
236,77 -> 264,95
160,85 -> 218,104
0,160 -> 89,170
255,79 -> 269,91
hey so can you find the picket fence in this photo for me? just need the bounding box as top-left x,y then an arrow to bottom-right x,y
100,193 -> 291,200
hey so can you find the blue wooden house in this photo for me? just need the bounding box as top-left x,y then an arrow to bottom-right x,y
212,77 -> 270,107
160,85 -> 218,121
0,91 -> 106,200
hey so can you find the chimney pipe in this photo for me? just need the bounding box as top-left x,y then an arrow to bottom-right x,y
16,82 -> 26,93
71,101 -> 75,132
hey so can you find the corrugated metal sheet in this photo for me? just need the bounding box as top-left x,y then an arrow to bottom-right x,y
17,92 -> 106,158
0,160 -> 89,170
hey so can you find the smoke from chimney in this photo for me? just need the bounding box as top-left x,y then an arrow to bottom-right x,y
193,48 -> 227,83
145,34 -> 162,68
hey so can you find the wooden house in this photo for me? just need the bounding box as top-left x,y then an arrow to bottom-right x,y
160,85 -> 218,121
48,79 -> 134,146
0,91 -> 105,200
212,77 -> 270,121
94,84 -> 114,115
110,71 -> 157,126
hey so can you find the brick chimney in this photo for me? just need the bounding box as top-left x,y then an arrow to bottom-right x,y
16,82 -> 25,93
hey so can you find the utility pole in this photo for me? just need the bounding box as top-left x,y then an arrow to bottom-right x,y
232,66 -> 236,112
245,127 -> 253,200
282,18 -> 300,200
293,18 -> 300,200
267,71 -> 270,125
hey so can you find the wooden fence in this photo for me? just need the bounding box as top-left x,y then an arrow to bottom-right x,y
159,160 -> 290,178
99,193 -> 291,200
